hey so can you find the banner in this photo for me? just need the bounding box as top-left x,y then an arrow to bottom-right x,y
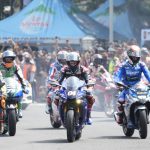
141,29 -> 150,46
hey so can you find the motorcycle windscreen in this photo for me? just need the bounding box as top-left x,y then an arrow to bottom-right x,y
129,82 -> 148,98
133,82 -> 148,92
62,76 -> 85,99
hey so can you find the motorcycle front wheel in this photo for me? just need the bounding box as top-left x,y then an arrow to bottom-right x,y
8,109 -> 16,136
66,110 -> 76,142
138,110 -> 147,139
75,130 -> 82,140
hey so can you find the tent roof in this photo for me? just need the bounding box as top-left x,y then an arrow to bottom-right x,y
63,0 -> 129,41
90,0 -> 135,39
0,0 -> 85,41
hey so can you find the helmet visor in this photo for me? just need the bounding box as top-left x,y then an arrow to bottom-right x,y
94,58 -> 102,65
69,61 -> 78,67
58,59 -> 66,65
3,57 -> 14,63
129,56 -> 140,65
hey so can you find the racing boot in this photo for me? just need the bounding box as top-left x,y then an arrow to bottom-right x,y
45,97 -> 52,114
127,120 -> 134,128
114,102 -> 124,124
2,123 -> 8,134
0,111 -> 4,134
18,102 -> 23,118
86,94 -> 95,125
18,109 -> 23,118
86,109 -> 92,125
54,95 -> 59,107
3,113 -> 8,134
126,115 -> 134,128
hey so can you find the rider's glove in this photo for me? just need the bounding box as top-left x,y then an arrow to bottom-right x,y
22,86 -> 29,94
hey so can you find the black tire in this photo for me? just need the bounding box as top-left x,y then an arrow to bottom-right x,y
66,110 -> 76,142
104,100 -> 114,118
138,110 -> 147,139
75,130 -> 82,140
123,125 -> 134,137
122,117 -> 134,137
8,110 -> 16,136
50,115 -> 61,128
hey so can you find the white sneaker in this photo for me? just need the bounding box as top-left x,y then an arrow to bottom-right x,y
18,110 -> 23,118
45,104 -> 50,114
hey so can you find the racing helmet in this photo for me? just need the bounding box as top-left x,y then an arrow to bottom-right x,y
67,52 -> 80,67
141,47 -> 149,56
93,54 -> 103,67
2,49 -> 16,68
57,50 -> 68,65
127,45 -> 141,65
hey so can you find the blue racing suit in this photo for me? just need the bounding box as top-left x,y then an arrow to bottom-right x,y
114,60 -> 150,102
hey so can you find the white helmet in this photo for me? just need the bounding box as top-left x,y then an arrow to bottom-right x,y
2,49 -> 16,62
67,52 -> 80,67
57,50 -> 68,65
127,45 -> 141,65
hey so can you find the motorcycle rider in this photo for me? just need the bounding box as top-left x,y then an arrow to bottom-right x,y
114,45 -> 150,127
90,54 -> 102,77
58,51 -> 95,125
89,54 -> 109,78
89,54 -> 114,110
45,50 -> 68,114
0,49 -> 29,118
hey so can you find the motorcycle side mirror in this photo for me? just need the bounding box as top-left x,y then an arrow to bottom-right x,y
62,87 -> 66,90
50,82 -> 61,87
116,82 -> 128,89
78,82 -> 95,90
78,85 -> 84,90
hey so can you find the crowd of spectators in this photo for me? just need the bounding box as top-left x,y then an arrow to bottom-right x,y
0,38 -> 150,103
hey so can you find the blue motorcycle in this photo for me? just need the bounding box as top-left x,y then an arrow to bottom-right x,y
115,82 -> 150,139
53,76 -> 94,142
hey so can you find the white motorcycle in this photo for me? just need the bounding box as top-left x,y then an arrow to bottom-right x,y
114,82 -> 150,139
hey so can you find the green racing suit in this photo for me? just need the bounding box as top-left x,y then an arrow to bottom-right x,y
0,63 -> 27,110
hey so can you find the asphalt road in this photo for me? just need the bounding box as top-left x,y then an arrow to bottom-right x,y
0,103 -> 150,150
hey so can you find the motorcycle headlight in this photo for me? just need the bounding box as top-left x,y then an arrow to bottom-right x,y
76,99 -> 82,104
138,95 -> 147,100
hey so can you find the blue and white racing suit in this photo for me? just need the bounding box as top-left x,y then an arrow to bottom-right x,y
114,60 -> 150,102
48,61 -> 62,81
45,61 -> 63,113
